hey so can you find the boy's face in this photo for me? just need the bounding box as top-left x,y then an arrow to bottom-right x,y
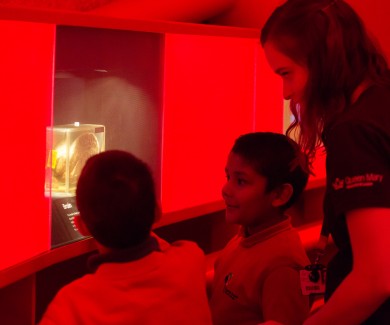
222,152 -> 278,229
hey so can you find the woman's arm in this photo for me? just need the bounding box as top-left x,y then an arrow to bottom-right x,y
304,207 -> 390,325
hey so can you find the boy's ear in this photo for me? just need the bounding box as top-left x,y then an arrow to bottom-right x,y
74,214 -> 91,236
271,183 -> 293,208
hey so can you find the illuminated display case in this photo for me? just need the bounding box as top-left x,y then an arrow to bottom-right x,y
53,26 -> 164,199
47,123 -> 105,195
47,26 -> 165,248
46,123 -> 105,248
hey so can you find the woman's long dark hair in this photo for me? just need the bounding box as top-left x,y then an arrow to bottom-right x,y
261,0 -> 389,167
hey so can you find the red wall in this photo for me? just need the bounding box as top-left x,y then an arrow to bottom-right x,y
0,20 -> 54,270
162,34 -> 262,212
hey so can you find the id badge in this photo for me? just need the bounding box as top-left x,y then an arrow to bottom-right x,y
300,264 -> 326,295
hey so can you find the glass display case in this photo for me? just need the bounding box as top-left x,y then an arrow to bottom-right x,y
46,26 -> 164,248
46,123 -> 105,248
47,123 -> 105,196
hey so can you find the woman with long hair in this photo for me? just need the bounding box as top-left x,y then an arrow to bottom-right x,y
260,0 -> 390,324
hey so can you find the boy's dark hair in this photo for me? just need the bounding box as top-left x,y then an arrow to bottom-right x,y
232,132 -> 309,210
76,150 -> 157,249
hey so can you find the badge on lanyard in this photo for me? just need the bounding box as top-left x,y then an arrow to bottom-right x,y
300,261 -> 326,295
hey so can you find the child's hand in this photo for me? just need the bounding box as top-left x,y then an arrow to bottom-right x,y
313,234 -> 328,264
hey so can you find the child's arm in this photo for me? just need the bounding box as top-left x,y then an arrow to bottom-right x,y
262,266 -> 310,325
205,250 -> 220,299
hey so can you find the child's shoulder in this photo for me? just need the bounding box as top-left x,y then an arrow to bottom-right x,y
152,232 -> 205,258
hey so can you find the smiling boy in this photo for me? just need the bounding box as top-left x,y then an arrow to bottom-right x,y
209,132 -> 310,325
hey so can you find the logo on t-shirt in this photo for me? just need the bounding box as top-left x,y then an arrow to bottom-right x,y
332,173 -> 384,190
223,272 -> 238,300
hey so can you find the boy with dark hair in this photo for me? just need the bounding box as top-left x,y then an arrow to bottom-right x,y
39,150 -> 212,325
209,132 -> 310,325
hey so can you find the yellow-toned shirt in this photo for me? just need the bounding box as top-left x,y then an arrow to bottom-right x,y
209,217 -> 310,325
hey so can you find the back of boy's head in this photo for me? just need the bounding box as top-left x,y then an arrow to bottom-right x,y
76,150 -> 157,249
232,132 -> 309,210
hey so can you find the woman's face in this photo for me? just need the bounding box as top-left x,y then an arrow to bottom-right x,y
263,41 -> 309,105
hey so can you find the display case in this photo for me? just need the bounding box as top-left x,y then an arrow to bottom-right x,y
47,123 -> 105,195
53,25 -> 164,199
46,123 -> 105,248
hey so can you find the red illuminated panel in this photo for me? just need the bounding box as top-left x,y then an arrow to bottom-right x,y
162,34 -> 258,213
255,44 -> 283,133
0,20 -> 55,270
298,222 -> 322,249
350,0 -> 390,60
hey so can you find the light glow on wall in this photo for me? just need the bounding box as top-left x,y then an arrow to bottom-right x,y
0,20 -> 54,270
162,34 -> 264,213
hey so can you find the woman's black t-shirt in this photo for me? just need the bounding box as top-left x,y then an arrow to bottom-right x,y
322,85 -> 390,324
